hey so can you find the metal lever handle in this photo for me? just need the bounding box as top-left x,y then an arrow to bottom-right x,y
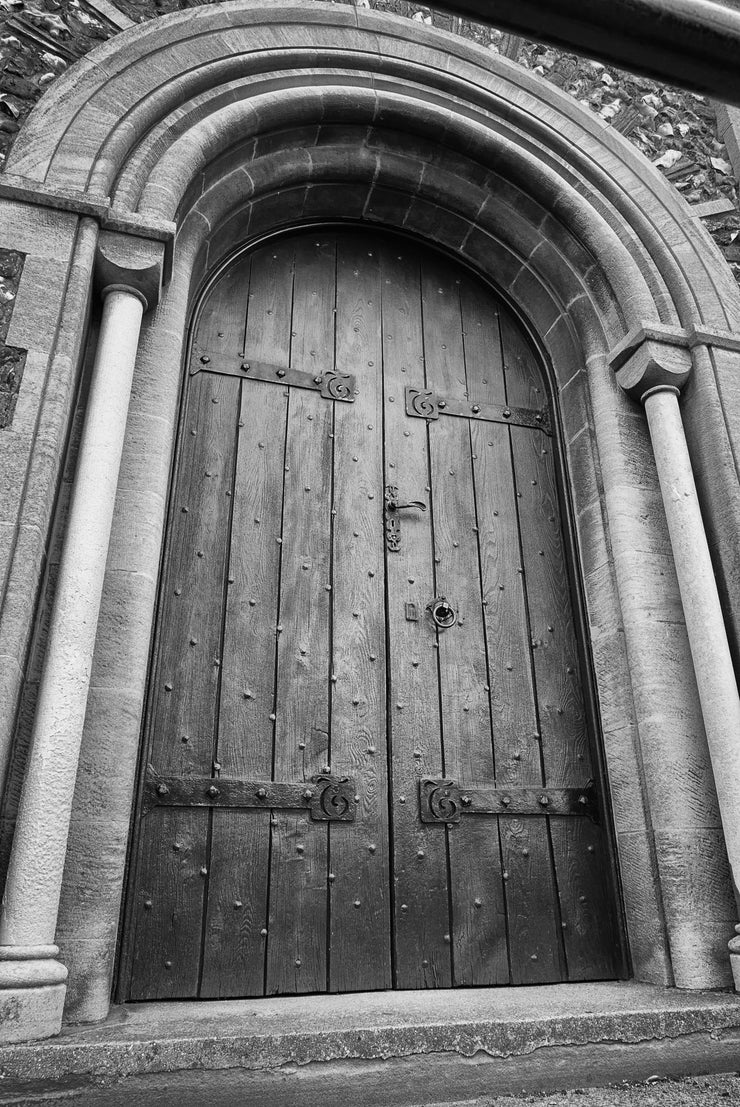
387,500 -> 427,513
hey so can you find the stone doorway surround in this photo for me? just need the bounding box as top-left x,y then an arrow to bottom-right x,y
0,0 -> 739,1056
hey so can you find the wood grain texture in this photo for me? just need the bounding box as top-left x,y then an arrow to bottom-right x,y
502,312 -> 619,981
266,236 -> 335,995
201,244 -> 293,998
128,808 -> 209,1000
121,230 -> 623,1000
462,292 -> 563,983
329,235 -> 391,991
422,256 -> 508,986
128,364 -> 240,999
381,242 -> 452,988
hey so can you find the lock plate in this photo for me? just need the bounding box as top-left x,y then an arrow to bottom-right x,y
385,485 -> 402,551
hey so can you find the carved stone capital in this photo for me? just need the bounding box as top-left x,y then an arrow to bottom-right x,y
608,324 -> 693,404
94,231 -> 164,313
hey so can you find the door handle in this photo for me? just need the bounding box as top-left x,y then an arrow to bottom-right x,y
384,485 -> 427,551
387,500 -> 427,513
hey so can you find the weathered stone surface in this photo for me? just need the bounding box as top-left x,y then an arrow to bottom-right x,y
656,829 -> 736,988
1,983 -> 740,1102
613,832 -> 673,985
1,1 -> 739,1053
0,248 -> 26,432
614,337 -> 693,402
95,232 -> 163,310
0,212 -> 93,801
0,983 -> 65,1047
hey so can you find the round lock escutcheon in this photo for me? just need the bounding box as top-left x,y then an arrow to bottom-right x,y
427,597 -> 457,630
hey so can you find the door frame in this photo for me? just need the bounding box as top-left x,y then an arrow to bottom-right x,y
116,223 -> 630,1000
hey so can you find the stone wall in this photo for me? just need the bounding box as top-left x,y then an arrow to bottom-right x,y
2,0 -> 739,275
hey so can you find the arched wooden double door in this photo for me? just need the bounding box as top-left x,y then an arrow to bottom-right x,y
120,228 -> 624,1000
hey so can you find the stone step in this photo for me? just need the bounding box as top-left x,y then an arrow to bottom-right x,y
1,983 -> 739,1105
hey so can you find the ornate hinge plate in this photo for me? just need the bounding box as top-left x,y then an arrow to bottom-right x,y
144,773 -> 356,821
190,353 -> 356,403
419,778 -> 599,824
405,387 -> 550,434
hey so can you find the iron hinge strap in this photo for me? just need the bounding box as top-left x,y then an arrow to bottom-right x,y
190,354 -> 356,402
405,387 -> 551,434
143,773 -> 356,821
420,779 -> 599,824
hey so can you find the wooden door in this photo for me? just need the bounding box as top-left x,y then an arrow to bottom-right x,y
119,229 -> 624,1000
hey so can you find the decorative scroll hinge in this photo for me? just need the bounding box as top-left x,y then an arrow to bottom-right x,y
405,387 -> 551,434
144,772 -> 356,821
419,778 -> 599,824
190,353 -> 356,403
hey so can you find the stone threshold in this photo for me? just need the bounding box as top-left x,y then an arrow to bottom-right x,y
1,982 -> 740,1104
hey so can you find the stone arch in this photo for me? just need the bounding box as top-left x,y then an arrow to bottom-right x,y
3,1 -> 740,1028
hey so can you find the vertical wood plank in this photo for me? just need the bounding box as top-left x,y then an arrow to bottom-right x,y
328,235 -> 391,991
462,277 -> 563,984
502,311 -> 620,980
422,259 -> 507,986
128,808 -> 209,1000
266,235 -> 336,995
381,242 -> 452,988
128,363 -> 240,999
201,244 -> 294,997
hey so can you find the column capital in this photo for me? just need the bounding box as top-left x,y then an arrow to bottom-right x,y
608,324 -> 693,404
94,230 -> 164,313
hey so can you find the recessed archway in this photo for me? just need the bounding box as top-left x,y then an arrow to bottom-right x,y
3,1 -> 738,1026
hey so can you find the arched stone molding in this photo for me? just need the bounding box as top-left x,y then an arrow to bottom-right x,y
1,1 -> 740,1033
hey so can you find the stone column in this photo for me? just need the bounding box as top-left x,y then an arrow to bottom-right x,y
613,332 -> 740,989
0,233 -> 162,1043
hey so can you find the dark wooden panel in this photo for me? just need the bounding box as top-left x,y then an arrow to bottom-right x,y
462,279 -> 564,984
201,244 -> 293,998
381,242 -> 452,989
128,809 -> 209,1000
127,330 -> 241,999
328,235 -> 391,991
421,256 -> 507,987
266,235 -> 335,995
149,313 -> 244,778
502,312 -> 619,980
122,229 -> 623,1002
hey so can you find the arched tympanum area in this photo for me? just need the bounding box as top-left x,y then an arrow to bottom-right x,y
4,2 -> 740,1025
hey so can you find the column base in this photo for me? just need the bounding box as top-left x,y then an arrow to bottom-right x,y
0,982 -> 66,1043
0,947 -> 68,1042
